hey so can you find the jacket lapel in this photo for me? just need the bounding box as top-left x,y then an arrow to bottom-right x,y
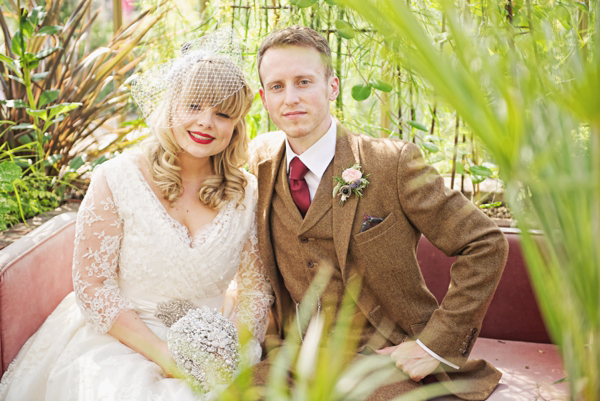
332,124 -> 361,274
256,140 -> 286,304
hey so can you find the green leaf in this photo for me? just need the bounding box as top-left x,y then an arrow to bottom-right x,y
48,102 -> 81,119
31,71 -> 50,82
26,109 -> 49,120
35,46 -> 61,60
17,134 -> 34,144
469,165 -> 493,177
0,53 -> 15,66
69,155 -> 85,171
44,154 -> 63,167
43,132 -> 53,144
39,90 -> 60,108
21,52 -> 39,69
351,84 -> 371,101
289,0 -> 318,7
335,20 -> 356,39
370,79 -> 393,92
575,2 -> 589,12
471,174 -> 487,184
8,74 -> 25,84
407,121 -> 428,131
421,142 -> 439,153
0,162 -> 22,184
479,201 -> 503,209
30,6 -> 45,26
91,155 -> 108,169
2,99 -> 28,108
424,135 -> 442,142
11,32 -> 25,57
455,162 -> 465,175
37,26 -> 63,36
324,0 -> 337,4
10,123 -> 36,130
556,5 -> 571,30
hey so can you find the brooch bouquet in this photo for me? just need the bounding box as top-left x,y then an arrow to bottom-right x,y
333,164 -> 370,205
166,305 -> 240,393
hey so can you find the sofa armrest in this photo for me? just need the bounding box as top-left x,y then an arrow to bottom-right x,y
0,212 -> 76,375
417,227 -> 551,343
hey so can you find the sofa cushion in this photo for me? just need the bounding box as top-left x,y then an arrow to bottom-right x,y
434,337 -> 566,400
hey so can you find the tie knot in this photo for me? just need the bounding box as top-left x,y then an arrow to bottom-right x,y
289,157 -> 309,180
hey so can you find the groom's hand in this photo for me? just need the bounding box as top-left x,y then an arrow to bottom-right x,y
376,341 -> 440,382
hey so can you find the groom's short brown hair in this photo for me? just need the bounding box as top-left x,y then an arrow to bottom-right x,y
257,25 -> 334,85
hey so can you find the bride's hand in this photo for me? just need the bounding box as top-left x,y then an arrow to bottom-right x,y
154,341 -> 184,379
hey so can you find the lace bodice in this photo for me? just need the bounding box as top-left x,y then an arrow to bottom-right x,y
72,151 -> 274,355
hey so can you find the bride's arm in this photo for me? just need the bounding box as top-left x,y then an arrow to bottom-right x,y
232,217 -> 275,365
72,167 -> 179,377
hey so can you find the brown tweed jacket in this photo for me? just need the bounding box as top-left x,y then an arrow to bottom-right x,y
249,122 -> 509,396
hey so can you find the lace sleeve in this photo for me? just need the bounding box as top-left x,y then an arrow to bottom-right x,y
233,218 -> 274,364
72,167 -> 133,333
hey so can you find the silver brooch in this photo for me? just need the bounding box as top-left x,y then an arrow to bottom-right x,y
167,306 -> 240,391
155,299 -> 195,327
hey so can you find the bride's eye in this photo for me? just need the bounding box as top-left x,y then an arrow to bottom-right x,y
216,112 -> 231,119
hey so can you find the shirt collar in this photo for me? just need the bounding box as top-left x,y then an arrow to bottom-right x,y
285,117 -> 337,179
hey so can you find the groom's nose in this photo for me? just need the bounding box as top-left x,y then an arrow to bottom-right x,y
284,87 -> 300,106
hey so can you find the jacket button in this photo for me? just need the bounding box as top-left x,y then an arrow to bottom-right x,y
307,261 -> 314,268
300,237 -> 309,243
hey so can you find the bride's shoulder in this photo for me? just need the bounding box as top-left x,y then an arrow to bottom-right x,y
95,148 -> 142,175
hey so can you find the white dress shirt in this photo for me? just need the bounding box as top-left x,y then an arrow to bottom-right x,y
283,116 -> 458,370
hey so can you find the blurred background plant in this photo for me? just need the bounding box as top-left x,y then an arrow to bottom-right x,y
0,0 -> 164,229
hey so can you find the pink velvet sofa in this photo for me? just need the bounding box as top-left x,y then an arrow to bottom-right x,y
0,214 -> 565,399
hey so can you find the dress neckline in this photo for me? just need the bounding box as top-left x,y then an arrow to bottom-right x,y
123,153 -> 232,248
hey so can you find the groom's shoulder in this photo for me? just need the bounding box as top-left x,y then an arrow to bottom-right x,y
248,131 -> 286,174
342,126 -> 413,159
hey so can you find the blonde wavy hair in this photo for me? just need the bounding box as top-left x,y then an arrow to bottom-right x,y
142,56 -> 253,210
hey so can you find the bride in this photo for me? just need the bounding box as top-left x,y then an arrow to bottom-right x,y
0,30 -> 273,400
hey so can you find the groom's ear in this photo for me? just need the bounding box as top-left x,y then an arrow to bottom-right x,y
259,88 -> 269,111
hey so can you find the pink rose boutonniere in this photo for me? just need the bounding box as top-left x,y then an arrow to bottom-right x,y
333,164 -> 370,205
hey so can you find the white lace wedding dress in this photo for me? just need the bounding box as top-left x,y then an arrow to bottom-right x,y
0,151 -> 273,401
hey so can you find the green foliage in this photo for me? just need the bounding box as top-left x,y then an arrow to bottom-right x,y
0,162 -> 61,231
219,269 -> 460,401
0,0 -> 164,228
339,0 -> 600,399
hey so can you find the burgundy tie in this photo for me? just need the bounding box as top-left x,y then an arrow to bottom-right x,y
289,157 -> 311,217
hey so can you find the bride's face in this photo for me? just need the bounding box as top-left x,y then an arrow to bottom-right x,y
171,104 -> 239,160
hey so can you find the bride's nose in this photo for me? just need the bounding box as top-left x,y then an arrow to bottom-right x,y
195,110 -> 214,129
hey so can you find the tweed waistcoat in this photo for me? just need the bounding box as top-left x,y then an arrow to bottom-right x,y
270,155 -> 387,347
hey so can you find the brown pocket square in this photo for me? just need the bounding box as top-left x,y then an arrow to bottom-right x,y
360,214 -> 384,232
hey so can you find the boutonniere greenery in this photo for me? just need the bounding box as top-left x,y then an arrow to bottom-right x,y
333,164 -> 370,205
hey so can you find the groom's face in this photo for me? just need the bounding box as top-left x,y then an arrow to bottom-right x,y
259,45 -> 339,149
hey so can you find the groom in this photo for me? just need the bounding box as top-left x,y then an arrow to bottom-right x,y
249,26 -> 508,400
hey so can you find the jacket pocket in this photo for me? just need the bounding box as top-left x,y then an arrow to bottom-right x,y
353,212 -> 398,245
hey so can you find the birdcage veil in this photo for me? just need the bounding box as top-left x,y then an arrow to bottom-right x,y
130,28 -> 245,129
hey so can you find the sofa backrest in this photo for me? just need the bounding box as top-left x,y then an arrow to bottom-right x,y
0,213 -> 76,375
417,228 -> 551,343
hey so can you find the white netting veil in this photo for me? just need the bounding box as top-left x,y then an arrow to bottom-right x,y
130,28 -> 246,129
